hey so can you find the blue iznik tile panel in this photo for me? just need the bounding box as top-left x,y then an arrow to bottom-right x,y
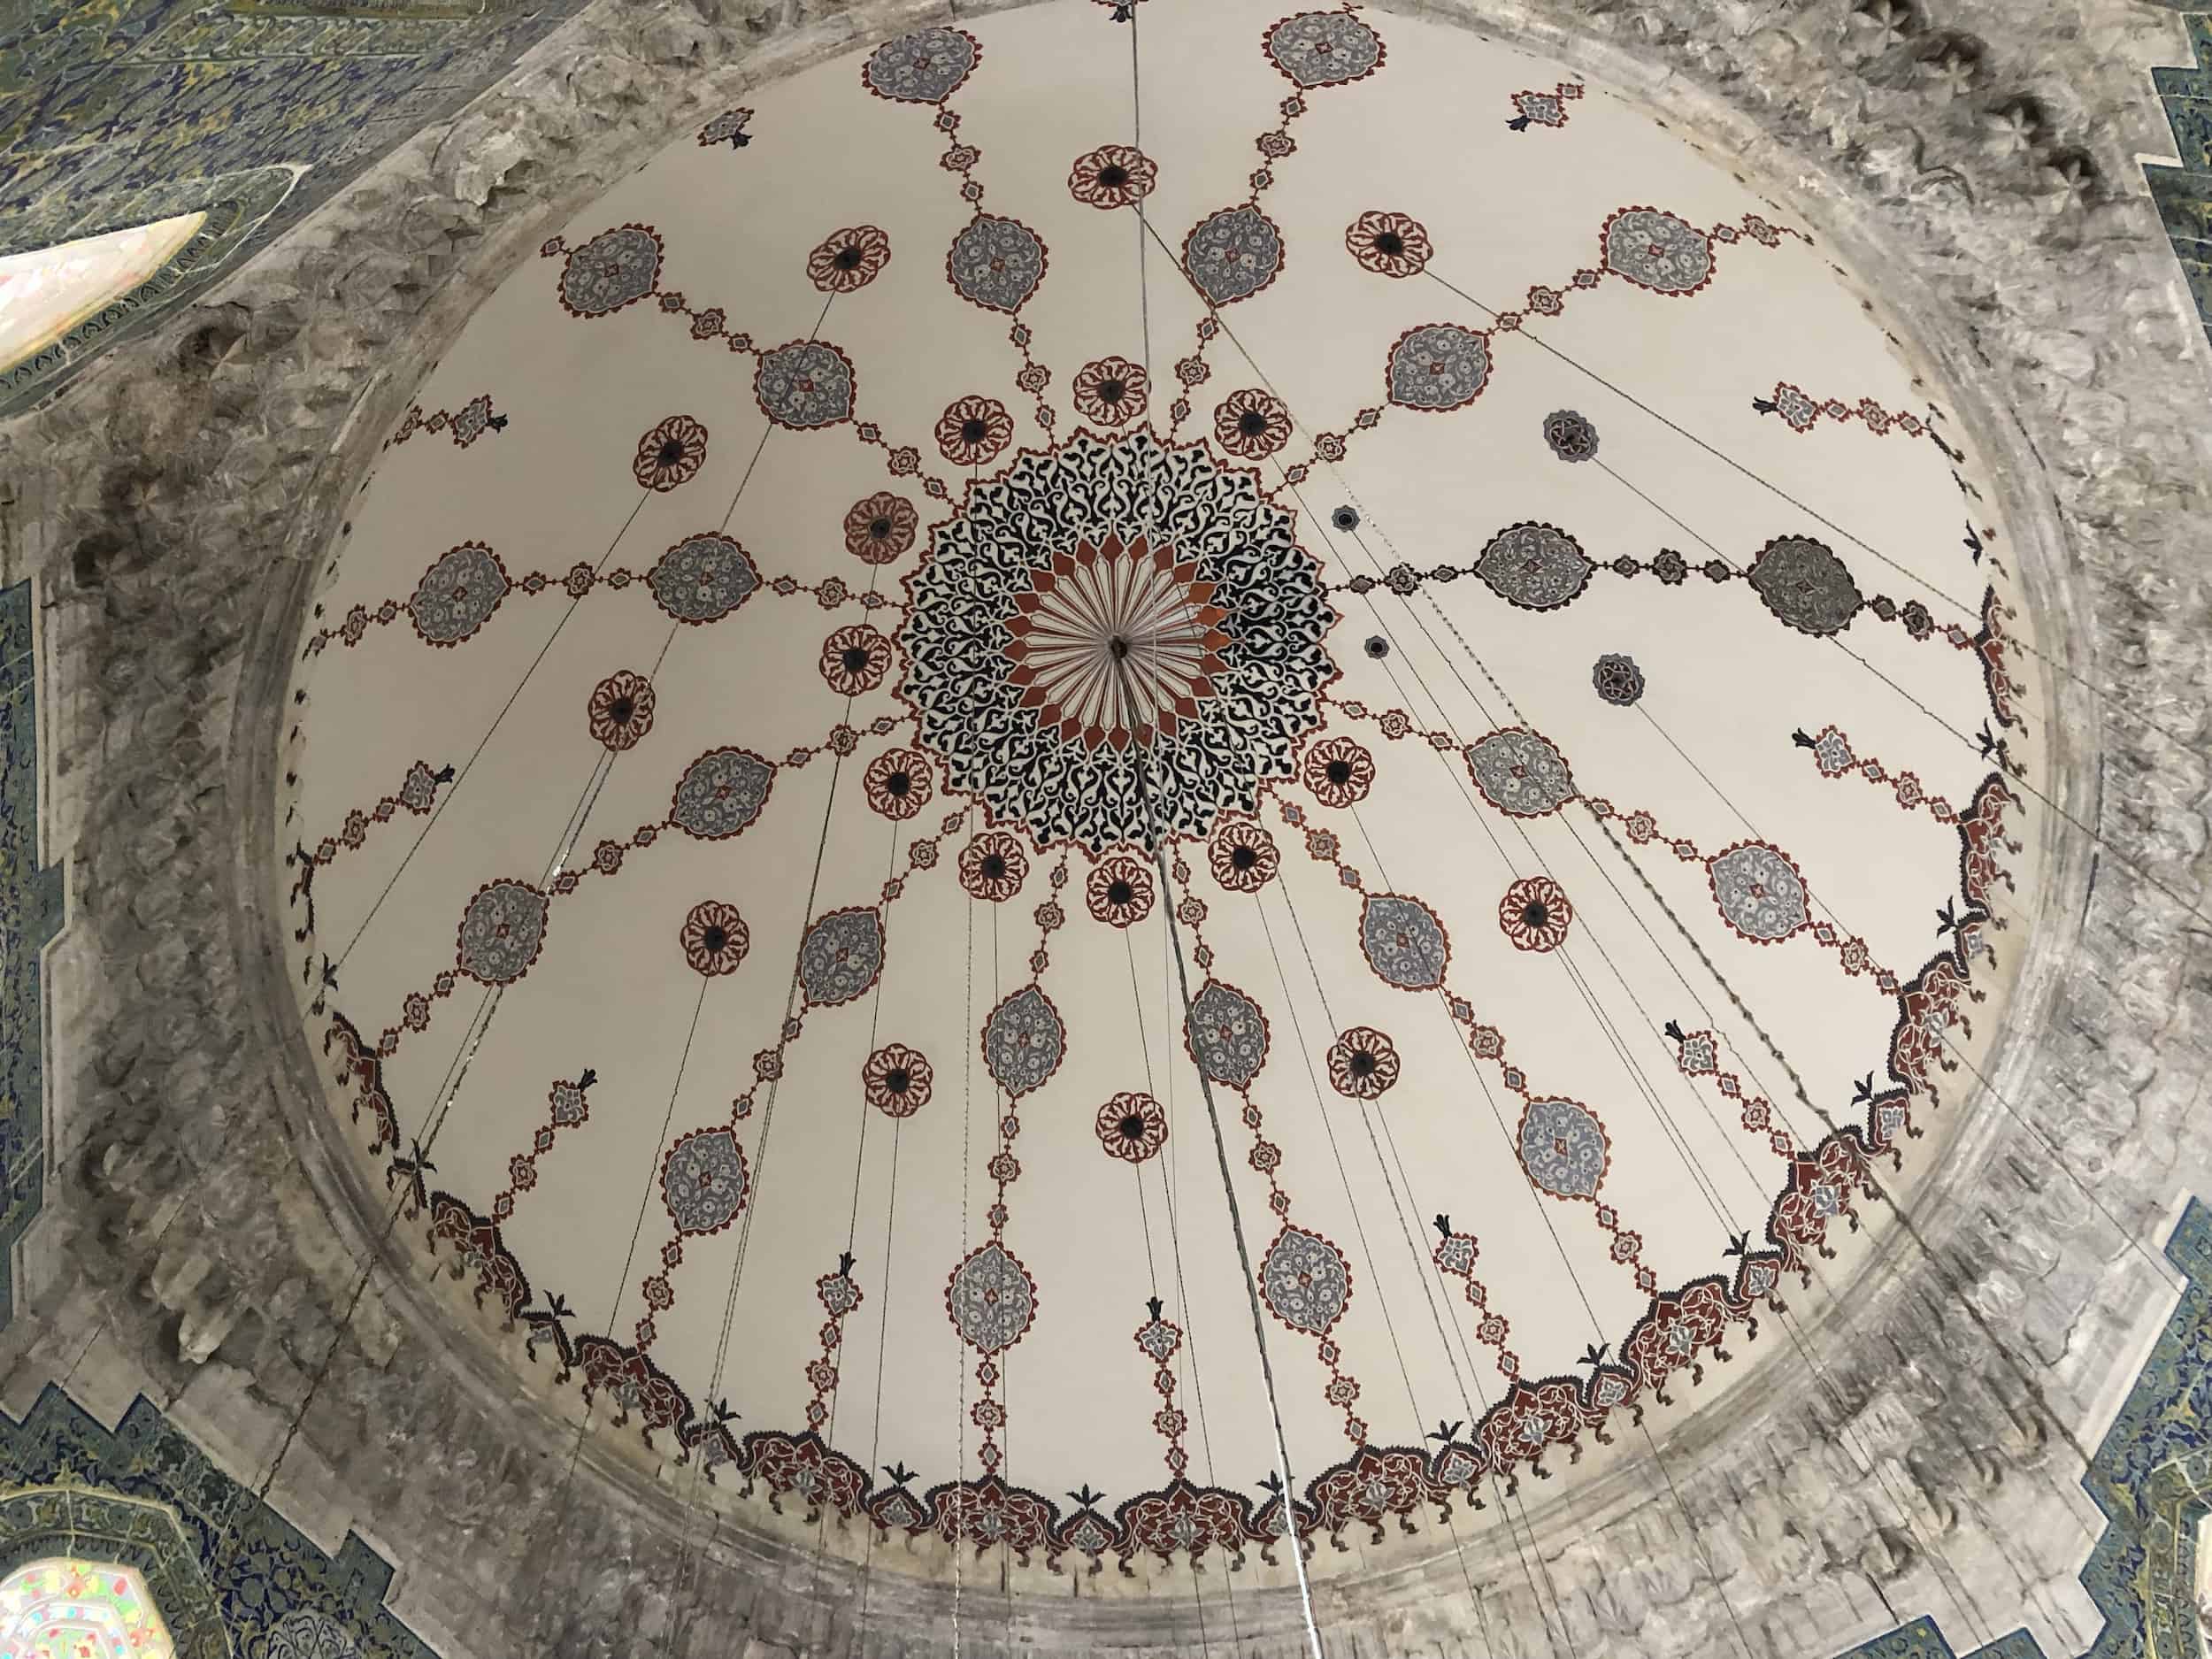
2145,15 -> 2212,337
0,580 -> 63,1333
0,0 -> 593,413
1833,1198 -> 2212,1659
0,1385 -> 442,1658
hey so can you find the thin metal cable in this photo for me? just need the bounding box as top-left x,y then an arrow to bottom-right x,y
245,734 -> 623,1507
1155,300 -> 1764,1655
1349,495 -> 2108,1604
851,1112 -> 906,1638
1417,261 -> 2207,768
1267,881 -> 1571,1659
1325,516 -> 2004,1644
955,895 -> 972,1659
1308,499 -> 1755,1234
720,292 -> 833,532
1133,211 -> 1754,1650
334,492 -> 649,970
1595,453 -> 2212,942
1113,656 -> 1325,1659
1144,917 -> 1244,1650
1248,893 -> 1512,1659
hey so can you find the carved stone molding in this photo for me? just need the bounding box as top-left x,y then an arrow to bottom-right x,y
0,0 -> 2204,1654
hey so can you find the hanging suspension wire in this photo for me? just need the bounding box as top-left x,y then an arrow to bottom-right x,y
1333,479 -> 2141,1525
1118,223 -> 1970,1655
1416,263 -> 2208,769
1110,648 -> 1327,1659
1286,446 -> 2059,1641
1248,894 -> 1530,1659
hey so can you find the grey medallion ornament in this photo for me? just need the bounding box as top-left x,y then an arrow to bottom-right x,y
1263,11 -> 1385,87
456,879 -> 549,984
1707,842 -> 1809,942
409,542 -> 510,646
800,907 -> 885,1005
1137,1316 -> 1181,1364
671,748 -> 774,839
984,984 -> 1066,1096
1181,205 -> 1284,305
1184,979 -> 1269,1087
398,760 -> 441,812
754,341 -> 856,429
1464,727 -> 1575,817
1600,207 -> 1715,296
947,1240 -> 1037,1354
1517,1097 -> 1609,1199
1591,653 -> 1644,706
1542,409 -> 1599,463
557,225 -> 663,318
1475,521 -> 1592,610
1385,324 -> 1491,411
662,1125 -> 749,1235
549,1079 -> 589,1125
948,215 -> 1048,313
649,533 -> 760,624
862,27 -> 981,104
1809,727 -> 1855,776
1360,893 -> 1449,990
1747,535 -> 1863,636
1675,1030 -> 1718,1075
1258,1226 -> 1351,1334
1770,383 -> 1819,431
267,1609 -> 360,1659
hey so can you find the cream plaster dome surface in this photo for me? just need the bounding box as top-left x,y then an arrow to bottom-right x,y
281,0 -> 2050,1592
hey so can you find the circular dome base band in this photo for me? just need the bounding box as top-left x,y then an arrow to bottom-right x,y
246,0 -> 2086,1624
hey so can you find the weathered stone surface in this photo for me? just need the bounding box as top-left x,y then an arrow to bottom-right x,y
0,0 -> 2206,1655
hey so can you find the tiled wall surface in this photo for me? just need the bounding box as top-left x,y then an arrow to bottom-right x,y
2147,14 -> 2212,333
1835,1199 -> 2212,1659
0,580 -> 62,1332
0,1385 -> 442,1658
0,0 -> 591,413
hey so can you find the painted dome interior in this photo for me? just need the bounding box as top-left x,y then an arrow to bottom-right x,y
280,0 -> 2047,1604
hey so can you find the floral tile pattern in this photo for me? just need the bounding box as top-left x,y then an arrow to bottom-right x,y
0,580 -> 64,1333
1833,1196 -> 2212,1659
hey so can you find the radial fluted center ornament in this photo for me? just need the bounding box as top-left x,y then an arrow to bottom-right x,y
1001,533 -> 1228,751
287,0 -> 2048,1607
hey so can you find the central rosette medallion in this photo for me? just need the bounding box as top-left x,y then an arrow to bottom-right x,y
902,429 -> 1335,850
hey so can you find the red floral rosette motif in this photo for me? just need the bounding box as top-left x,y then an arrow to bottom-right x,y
1085,855 -> 1156,927
1345,211 -> 1432,278
1302,736 -> 1375,807
588,671 -> 657,751
1095,1092 -> 1169,1163
959,832 -> 1028,901
1326,1026 -> 1400,1099
843,492 -> 918,565
807,225 -> 892,293
819,624 -> 893,695
936,396 -> 1014,465
1072,357 -> 1148,426
1214,388 -> 1292,458
863,749 -> 933,820
1068,143 -> 1156,209
680,901 -> 749,976
1209,821 -> 1280,892
1499,876 -> 1572,951
863,1044 -> 933,1116
634,414 -> 709,491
